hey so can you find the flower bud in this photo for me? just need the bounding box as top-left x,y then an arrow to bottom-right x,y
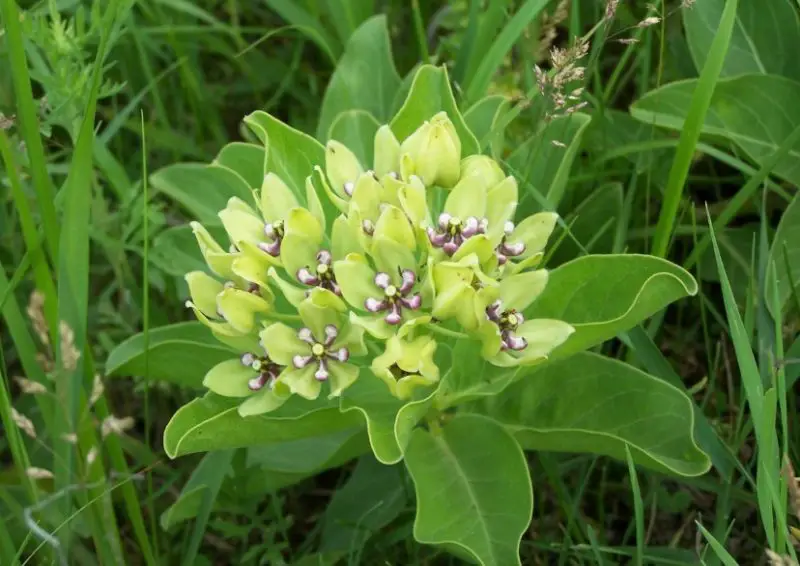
371,335 -> 439,399
325,140 -> 363,199
400,112 -> 461,188
373,125 -> 400,178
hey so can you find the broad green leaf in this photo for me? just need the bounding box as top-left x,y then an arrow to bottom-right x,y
246,427 -> 366,473
150,163 -> 253,223
683,0 -> 800,81
463,94 -> 511,154
507,112 -> 592,210
160,450 -> 233,531
327,110 -> 380,166
405,414 -> 532,566
549,182 -> 623,266
316,15 -> 401,141
321,455 -> 406,552
528,255 -> 698,360
630,74 -> 800,188
340,375 -> 404,464
766,192 -> 800,315
163,393 -> 362,458
394,384 -> 439,456
244,110 -> 326,198
213,142 -> 266,190
435,337 -> 518,408
390,65 -> 480,154
106,322 -> 232,388
150,223 -> 227,277
478,352 -> 711,476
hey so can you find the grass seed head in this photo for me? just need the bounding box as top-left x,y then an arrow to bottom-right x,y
11,408 -> 37,439
59,320 -> 80,371
26,467 -> 54,480
27,290 -> 50,347
15,376 -> 48,395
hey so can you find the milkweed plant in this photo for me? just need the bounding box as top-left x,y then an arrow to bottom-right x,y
149,61 -> 711,565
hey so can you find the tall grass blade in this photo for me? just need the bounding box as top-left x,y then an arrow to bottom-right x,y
651,0 -> 739,258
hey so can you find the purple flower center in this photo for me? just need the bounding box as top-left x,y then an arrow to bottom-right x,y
364,270 -> 422,325
240,351 -> 283,391
291,324 -> 350,381
296,249 -> 342,296
495,221 -> 526,265
427,213 -> 488,256
259,219 -> 284,257
486,301 -> 527,351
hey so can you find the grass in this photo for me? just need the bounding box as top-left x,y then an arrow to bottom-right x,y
1,0 -> 799,564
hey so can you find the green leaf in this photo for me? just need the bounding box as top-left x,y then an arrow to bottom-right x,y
321,455 -> 406,552
463,94 -> 511,155
507,112 -> 592,209
213,142 -> 266,190
327,110 -> 380,166
340,375 -> 404,464
150,223 -> 227,277
405,414 -> 532,566
766,192 -> 800,315
105,322 -> 233,388
150,163 -> 253,223
316,15 -> 401,141
262,0 -> 339,61
246,427 -> 367,474
160,450 -> 233,531
390,65 -> 480,155
163,393 -> 362,458
697,224 -> 758,305
478,352 -> 711,477
243,110 -> 326,199
528,254 -> 698,360
630,74 -> 800,188
435,337 -> 518,408
683,0 -> 800,81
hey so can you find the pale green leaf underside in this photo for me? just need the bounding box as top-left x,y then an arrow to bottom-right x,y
479,352 -> 710,476
528,254 -> 698,361
405,414 -> 532,566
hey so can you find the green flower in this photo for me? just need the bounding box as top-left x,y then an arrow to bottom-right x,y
497,211 -> 559,273
185,270 -> 272,336
202,338 -> 291,417
399,111 -> 461,188
431,253 -> 499,331
371,334 -> 440,399
260,298 -> 366,400
333,235 -> 431,338
424,173 -> 518,268
373,124 -> 401,179
477,269 -> 575,366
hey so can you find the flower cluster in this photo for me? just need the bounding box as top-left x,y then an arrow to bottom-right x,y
186,112 -> 574,416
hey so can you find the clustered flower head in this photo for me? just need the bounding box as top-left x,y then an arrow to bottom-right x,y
186,111 -> 575,416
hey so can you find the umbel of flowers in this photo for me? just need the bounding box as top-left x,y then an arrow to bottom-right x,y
185,112 -> 575,416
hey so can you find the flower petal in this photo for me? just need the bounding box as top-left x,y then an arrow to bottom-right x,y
350,172 -> 382,220
185,271 -> 223,317
280,366 -> 321,400
283,206 -> 324,243
374,124 -> 401,178
327,363 -> 359,398
335,319 -> 367,356
445,172 -> 487,220
259,322 -> 302,365
477,319 -> 504,358
186,301 -> 238,336
333,254 -> 376,311
305,174 -> 327,232
280,233 -> 321,284
460,155 -> 505,189
299,296 -> 345,341
331,214 -> 361,259
349,311 -> 394,339
259,172 -> 299,222
266,267 -> 307,308
238,385 -> 290,416
372,236 -> 417,276
485,177 -> 518,240
500,269 -> 549,312
232,241 -> 278,291
219,204 -> 265,248
373,205 -> 416,250
398,175 -> 430,229
191,222 -> 236,279
314,165 -> 349,213
203,359 -> 257,398
513,212 -> 558,258
452,234 -> 494,265
326,140 -> 363,198
217,288 -> 271,333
